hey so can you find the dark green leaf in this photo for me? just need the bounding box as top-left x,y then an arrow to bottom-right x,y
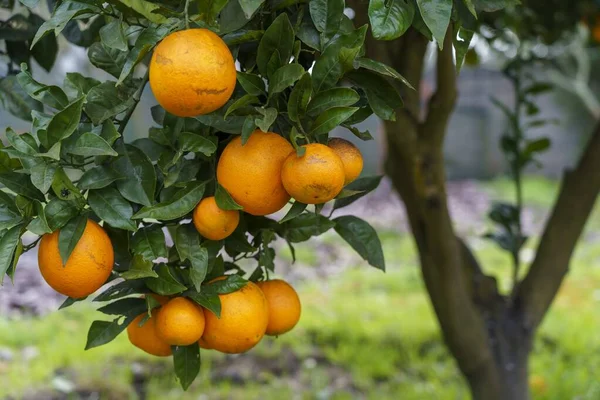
473,0 -> 519,12
280,213 -> 335,242
241,116 -> 257,145
59,296 -> 86,310
188,246 -> 208,292
333,176 -> 383,210
279,201 -> 307,223
225,95 -> 260,118
368,0 -> 414,40
97,297 -> 147,317
219,0 -> 251,33
0,224 -> 23,284
45,198 -> 80,231
204,274 -> 247,294
94,279 -> 147,302
173,343 -> 200,390
46,97 -> 85,147
69,132 -> 119,157
30,162 -> 57,193
31,0 -> 96,47
117,0 -> 167,23
64,72 -> 101,99
0,75 -> 43,121
100,19 -> 128,51
179,132 -> 217,156
215,184 -> 243,211
88,42 -> 127,78
222,29 -> 264,46
0,192 -> 22,231
133,181 -> 206,220
309,0 -> 344,41
88,188 -> 137,231
416,0 -> 452,48
187,292 -> 221,317
145,264 -> 187,295
78,165 -> 123,190
0,14 -> 36,41
454,28 -> 474,72
132,225 -> 167,261
346,70 -> 402,120
307,88 -> 359,116
85,317 -> 132,350
114,144 -> 156,207
269,64 -> 305,95
353,58 -> 414,89
195,114 -> 246,134
5,128 -> 38,155
51,167 -> 82,201
310,107 -> 358,136
84,81 -> 135,125
175,224 -> 199,261
287,73 -> 312,123
239,0 -> 264,18
198,0 -> 229,22
0,172 -> 45,201
256,13 -> 294,76
118,24 -> 171,85
334,215 -> 385,270
30,14 -> 59,72
58,215 -> 87,265
254,107 -> 277,132
17,65 -> 69,109
121,254 -> 158,279
236,72 -> 266,96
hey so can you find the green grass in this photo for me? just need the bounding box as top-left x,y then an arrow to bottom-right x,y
1,177 -> 599,399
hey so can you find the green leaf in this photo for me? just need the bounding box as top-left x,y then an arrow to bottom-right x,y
94,279 -> 147,302
118,24 -> 172,85
45,198 -> 80,231
173,343 -> 201,390
269,64 -> 305,95
58,215 -> 87,265
17,65 -> 69,109
36,142 -> 61,161
175,224 -> 199,261
187,292 -> 221,317
195,114 -> 246,134
179,132 -> 217,156
133,181 -> 206,220
280,213 -> 335,243
353,58 -> 414,89
239,0 -> 264,18
145,264 -> 187,295
5,128 -> 38,155
307,88 -> 359,116
333,176 -> 383,210
453,28 -> 474,72
0,192 -> 23,231
85,317 -> 132,350
29,14 -> 59,72
473,0 -> 518,12
256,13 -> 294,77
188,246 -> 208,292
241,116 -> 257,145
132,225 -> 167,261
97,297 -> 147,317
27,201 -> 52,235
121,254 -> 158,280
0,14 -> 36,40
346,70 -> 402,121
30,162 -> 57,193
99,19 -> 128,51
215,184 -> 243,211
309,0 -> 344,41
68,132 -> 119,157
78,165 -> 123,190
236,72 -> 266,96
46,97 -> 85,147
334,216 -> 385,270
51,167 -> 82,201
88,188 -> 137,231
222,29 -> 264,46
279,201 -> 307,223
416,0 -> 452,49
64,72 -> 101,99
0,172 -> 45,201
0,224 -> 23,284
31,0 -> 96,47
114,144 -> 156,207
225,95 -> 260,118
116,0 -> 167,23
59,296 -> 86,310
219,0 -> 251,33
368,0 -> 414,41
88,43 -> 127,78
310,107 -> 358,136
203,274 -> 247,294
0,75 -> 43,121
287,73 -> 312,123
198,0 -> 229,22
84,81 -> 135,125
254,107 -> 277,133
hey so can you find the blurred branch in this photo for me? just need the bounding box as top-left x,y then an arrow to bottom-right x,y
517,118 -> 600,328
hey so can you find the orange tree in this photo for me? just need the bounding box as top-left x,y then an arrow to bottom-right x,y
1,0 -> 599,397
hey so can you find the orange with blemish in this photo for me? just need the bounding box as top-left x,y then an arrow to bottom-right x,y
149,29 -> 236,117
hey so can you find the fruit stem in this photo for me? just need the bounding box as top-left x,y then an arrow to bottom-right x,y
184,0 -> 190,29
117,69 -> 150,136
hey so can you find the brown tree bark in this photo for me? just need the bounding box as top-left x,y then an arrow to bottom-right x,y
348,2 -> 600,399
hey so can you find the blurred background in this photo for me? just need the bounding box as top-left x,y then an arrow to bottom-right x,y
1,5 -> 600,400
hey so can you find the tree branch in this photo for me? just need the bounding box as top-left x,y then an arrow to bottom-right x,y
421,24 -> 456,146
517,119 -> 600,328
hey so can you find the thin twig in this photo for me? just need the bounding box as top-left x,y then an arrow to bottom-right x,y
118,69 -> 150,136
184,0 -> 191,30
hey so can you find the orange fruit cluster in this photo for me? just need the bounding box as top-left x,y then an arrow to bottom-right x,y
127,279 -> 301,356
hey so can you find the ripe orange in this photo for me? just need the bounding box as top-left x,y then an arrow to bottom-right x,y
328,138 -> 364,185
201,279 -> 269,353
198,336 -> 212,350
256,279 -> 301,336
192,196 -> 239,240
281,143 -> 345,204
150,293 -> 170,305
127,313 -> 172,357
149,29 -> 236,117
155,297 -> 206,346
217,131 -> 294,215
38,219 -> 114,299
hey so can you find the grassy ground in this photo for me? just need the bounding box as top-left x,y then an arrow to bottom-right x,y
1,177 -> 599,400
